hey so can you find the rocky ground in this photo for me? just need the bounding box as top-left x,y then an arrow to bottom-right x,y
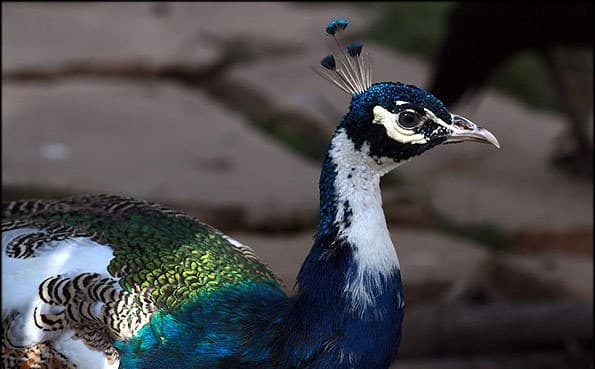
2,3 -> 592,368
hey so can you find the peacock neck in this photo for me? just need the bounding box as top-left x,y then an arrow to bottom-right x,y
313,128 -> 401,282
282,129 -> 404,368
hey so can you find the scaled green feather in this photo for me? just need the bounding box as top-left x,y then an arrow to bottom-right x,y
3,195 -> 284,311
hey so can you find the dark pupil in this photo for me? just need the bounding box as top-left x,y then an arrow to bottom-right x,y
399,112 -> 419,128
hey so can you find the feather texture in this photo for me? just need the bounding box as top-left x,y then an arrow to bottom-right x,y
2,195 -> 284,368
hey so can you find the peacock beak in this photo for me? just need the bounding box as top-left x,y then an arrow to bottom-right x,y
444,114 -> 500,148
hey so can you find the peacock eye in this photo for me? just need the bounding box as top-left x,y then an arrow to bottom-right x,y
397,111 -> 422,129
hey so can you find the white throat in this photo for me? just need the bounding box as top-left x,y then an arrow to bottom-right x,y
328,130 -> 400,312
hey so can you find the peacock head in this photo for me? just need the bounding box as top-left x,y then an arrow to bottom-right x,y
316,19 -> 499,167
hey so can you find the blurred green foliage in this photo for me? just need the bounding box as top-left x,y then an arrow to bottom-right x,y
252,118 -> 327,162
435,215 -> 518,252
361,2 -> 454,59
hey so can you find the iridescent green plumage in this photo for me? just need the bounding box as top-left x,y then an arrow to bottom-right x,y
3,194 -> 284,311
2,194 -> 287,367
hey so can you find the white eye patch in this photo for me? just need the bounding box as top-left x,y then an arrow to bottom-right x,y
372,106 -> 427,144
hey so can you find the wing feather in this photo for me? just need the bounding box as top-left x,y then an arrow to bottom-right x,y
2,194 -> 284,367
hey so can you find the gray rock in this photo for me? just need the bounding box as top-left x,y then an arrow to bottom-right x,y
399,91 -> 593,230
162,3 -> 373,48
230,228 -> 490,303
484,251 -> 593,302
4,2 -> 590,234
223,43 -> 427,136
2,80 -> 319,229
2,3 -> 219,71
2,2 -> 371,73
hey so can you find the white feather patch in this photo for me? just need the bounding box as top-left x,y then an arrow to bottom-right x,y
328,130 -> 400,313
222,235 -> 244,248
372,105 -> 427,144
2,229 -> 116,369
54,333 -> 119,369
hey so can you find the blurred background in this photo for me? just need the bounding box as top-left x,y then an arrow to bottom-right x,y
2,2 -> 593,368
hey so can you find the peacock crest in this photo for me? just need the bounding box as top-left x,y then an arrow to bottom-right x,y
314,18 -> 372,95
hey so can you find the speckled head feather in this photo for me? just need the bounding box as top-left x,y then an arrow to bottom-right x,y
340,81 -> 454,162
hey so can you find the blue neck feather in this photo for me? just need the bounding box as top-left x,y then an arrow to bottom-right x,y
288,244 -> 403,369
285,138 -> 404,368
315,153 -> 340,243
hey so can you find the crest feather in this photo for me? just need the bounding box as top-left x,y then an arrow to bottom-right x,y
314,18 -> 372,96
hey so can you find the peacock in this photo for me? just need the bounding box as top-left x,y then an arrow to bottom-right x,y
2,19 -> 499,369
